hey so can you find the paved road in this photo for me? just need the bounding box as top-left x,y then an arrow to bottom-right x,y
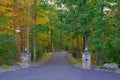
0,52 -> 120,80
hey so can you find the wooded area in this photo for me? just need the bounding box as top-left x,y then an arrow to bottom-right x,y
0,0 -> 120,66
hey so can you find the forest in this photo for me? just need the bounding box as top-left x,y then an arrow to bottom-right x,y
0,0 -> 120,67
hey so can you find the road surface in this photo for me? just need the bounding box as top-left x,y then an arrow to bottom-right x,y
0,52 -> 120,80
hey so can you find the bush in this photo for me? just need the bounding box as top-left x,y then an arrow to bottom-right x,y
0,33 -> 17,64
72,52 -> 78,58
3,61 -> 14,66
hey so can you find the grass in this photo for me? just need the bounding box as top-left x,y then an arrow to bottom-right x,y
39,52 -> 53,64
1,64 -> 9,69
67,54 -> 80,65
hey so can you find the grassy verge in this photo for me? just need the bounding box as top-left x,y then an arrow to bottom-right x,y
39,52 -> 53,64
67,54 -> 80,65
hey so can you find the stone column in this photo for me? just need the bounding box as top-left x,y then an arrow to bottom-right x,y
82,52 -> 91,69
20,53 -> 31,68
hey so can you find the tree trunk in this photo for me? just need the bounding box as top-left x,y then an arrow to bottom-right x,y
96,50 -> 100,65
50,29 -> 53,52
81,0 -> 88,52
83,25 -> 88,52
77,35 -> 81,57
95,0 -> 104,65
13,0 -> 16,58
60,30 -> 62,51
33,0 -> 37,62
72,38 -> 74,53
27,0 -> 30,54
65,37 -> 69,51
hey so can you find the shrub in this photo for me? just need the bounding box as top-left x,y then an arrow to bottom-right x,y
1,64 -> 9,69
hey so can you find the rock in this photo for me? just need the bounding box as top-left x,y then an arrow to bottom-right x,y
74,64 -> 82,68
104,63 -> 119,69
19,63 -> 30,69
8,65 -> 20,71
115,69 -> 120,73
0,67 -> 8,73
0,68 -> 5,73
30,62 -> 40,67
0,62 -> 40,73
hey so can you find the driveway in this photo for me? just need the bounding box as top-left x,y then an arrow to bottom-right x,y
0,52 -> 120,80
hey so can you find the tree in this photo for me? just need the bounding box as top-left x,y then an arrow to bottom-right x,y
27,0 -> 30,55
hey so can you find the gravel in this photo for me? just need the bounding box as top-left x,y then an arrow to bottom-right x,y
0,63 -> 40,73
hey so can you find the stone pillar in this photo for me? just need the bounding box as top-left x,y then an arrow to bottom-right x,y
82,52 -> 91,69
20,53 -> 31,68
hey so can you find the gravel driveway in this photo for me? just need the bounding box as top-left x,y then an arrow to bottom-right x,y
0,52 -> 120,80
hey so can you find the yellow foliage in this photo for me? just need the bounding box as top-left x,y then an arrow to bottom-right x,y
0,0 -> 13,6
37,33 -> 49,39
37,18 -> 49,24
49,26 -> 54,29
0,6 -> 6,13
0,0 -> 13,15
6,12 -> 13,17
